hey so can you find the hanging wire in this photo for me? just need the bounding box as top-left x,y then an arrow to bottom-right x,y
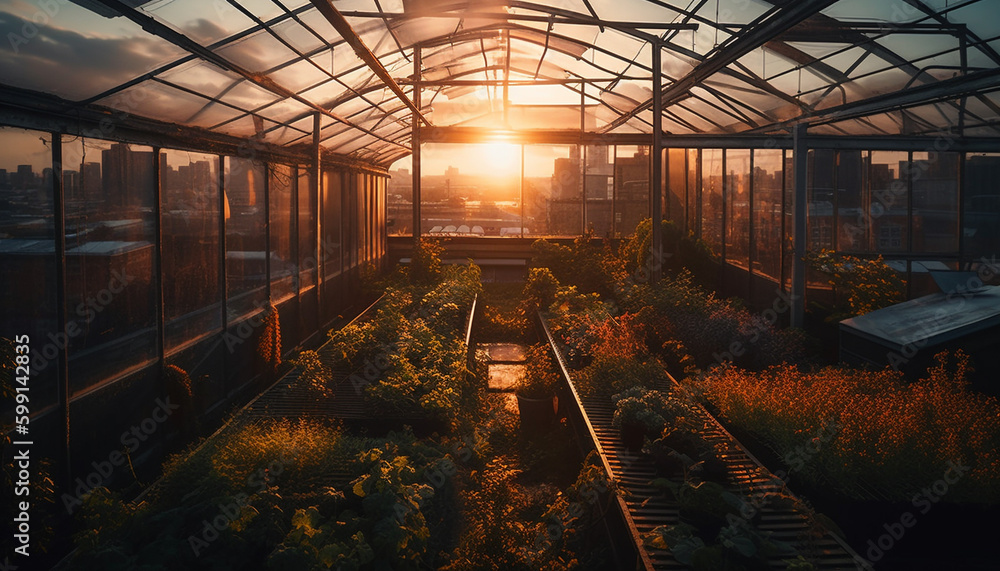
714,0 -> 720,49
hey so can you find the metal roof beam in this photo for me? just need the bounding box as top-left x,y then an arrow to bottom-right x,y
87,0 -> 408,150
309,0 -> 431,126
599,0 -> 839,134
747,66 -> 1000,133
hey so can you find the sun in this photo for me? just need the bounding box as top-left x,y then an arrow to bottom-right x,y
478,142 -> 520,172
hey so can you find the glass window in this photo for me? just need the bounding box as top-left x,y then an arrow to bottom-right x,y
61,138 -> 157,391
322,169 -> 343,278
269,164 -> 296,303
726,149 -> 750,266
807,149 -> 836,252
420,142 -> 521,237
667,149 -> 687,233
355,172 -> 365,262
912,151 -> 959,254
585,144 -> 613,237
701,148 -> 723,252
0,127 -> 58,409
836,150 -> 868,253
964,153 -> 1000,262
386,161 -> 412,237
161,150 -> 221,352
298,168 -> 317,290
869,151 -> 909,254
525,145 -> 580,237
225,157 -> 267,320
688,149 -> 700,237
752,149 -> 783,279
614,145 -> 649,237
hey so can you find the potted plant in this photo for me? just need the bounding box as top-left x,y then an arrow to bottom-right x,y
612,387 -> 688,454
514,344 -> 561,433
653,479 -> 743,538
649,428 -> 728,482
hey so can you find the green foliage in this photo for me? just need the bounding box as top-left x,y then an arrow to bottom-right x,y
409,237 -> 445,286
700,353 -> 1000,504
611,386 -> 691,435
530,228 -> 610,295
513,344 -> 561,399
806,249 -> 906,319
289,350 -> 334,397
619,270 -> 807,371
619,218 -> 718,286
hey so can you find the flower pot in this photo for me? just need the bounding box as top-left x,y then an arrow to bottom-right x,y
517,394 -> 556,433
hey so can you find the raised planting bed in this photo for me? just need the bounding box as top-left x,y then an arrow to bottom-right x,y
540,306 -> 864,571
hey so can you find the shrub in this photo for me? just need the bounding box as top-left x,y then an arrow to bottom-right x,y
514,344 -> 561,399
700,352 -> 1000,504
806,249 -> 905,319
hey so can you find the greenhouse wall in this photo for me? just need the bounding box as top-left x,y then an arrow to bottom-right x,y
389,143 -> 1000,311
0,124 -> 388,481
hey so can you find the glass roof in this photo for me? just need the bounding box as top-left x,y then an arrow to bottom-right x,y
1,0 -> 998,165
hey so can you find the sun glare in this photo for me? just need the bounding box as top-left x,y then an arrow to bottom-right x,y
479,142 -> 521,172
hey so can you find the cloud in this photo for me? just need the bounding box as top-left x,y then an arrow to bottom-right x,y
0,9 -> 185,101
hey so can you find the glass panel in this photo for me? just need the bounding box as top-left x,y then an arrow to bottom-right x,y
701,148 -> 723,252
61,138 -> 156,392
269,164 -> 296,303
387,160 -> 412,236
912,151 -> 959,254
688,149 -> 699,237
962,153 -> 1000,262
322,169 -> 343,278
0,1 -> 185,101
298,168 -> 317,290
162,150 -> 221,352
225,157 -> 267,320
784,154 -> 795,290
526,145 -> 581,237
0,127 -> 58,410
836,150 -> 868,253
585,144 -> 614,237
667,149 -> 687,233
614,145 -> 649,237
420,143 -> 521,237
726,149 -> 750,266
356,173 -> 365,262
752,149 -> 782,280
869,151 -> 909,254
807,149 -> 836,252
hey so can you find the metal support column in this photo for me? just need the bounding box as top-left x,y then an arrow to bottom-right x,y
51,134 -> 72,487
651,40 -> 663,283
791,123 -> 808,329
412,46 -> 422,243
312,112 -> 322,310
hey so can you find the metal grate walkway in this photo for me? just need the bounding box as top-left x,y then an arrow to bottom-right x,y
540,315 -> 864,571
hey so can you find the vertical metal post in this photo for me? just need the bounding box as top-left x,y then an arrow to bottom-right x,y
312,112 -> 322,311
520,144 -> 525,238
581,83 -> 587,235
218,155 -> 228,391
791,123 -> 808,329
412,46 -> 422,243
503,29 -> 511,127
264,164 -> 271,303
152,147 -> 165,386
51,134 -> 72,486
651,40 -> 663,283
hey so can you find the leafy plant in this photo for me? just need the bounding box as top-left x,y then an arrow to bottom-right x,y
700,352 -> 1000,504
806,249 -> 905,319
514,344 -> 561,399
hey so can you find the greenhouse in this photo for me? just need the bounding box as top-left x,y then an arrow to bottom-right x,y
1,0 -> 999,569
